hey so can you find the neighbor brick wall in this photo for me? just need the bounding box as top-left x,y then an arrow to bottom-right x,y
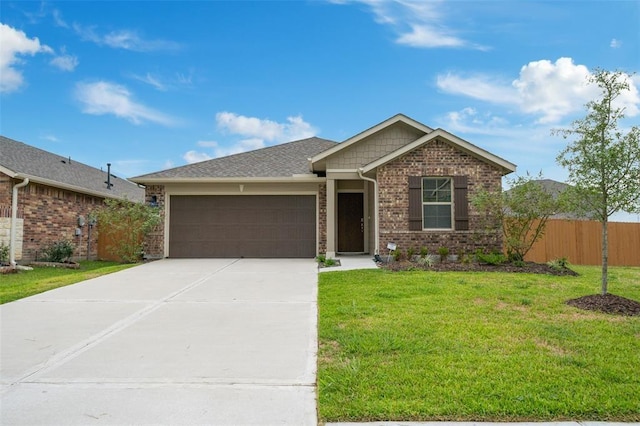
9,178 -> 103,262
318,183 -> 327,254
143,185 -> 165,258
377,139 -> 504,256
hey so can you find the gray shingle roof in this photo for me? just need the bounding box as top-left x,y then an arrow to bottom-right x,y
1,136 -> 144,201
133,137 -> 338,180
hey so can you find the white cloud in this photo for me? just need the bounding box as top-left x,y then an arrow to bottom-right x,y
436,73 -> 520,105
610,38 -> 622,48
337,0 -> 485,50
52,9 -> 69,28
183,150 -> 212,164
73,24 -> 180,52
131,72 -> 167,91
0,23 -> 52,93
41,134 -> 60,142
184,113 -> 318,161
437,57 -> 640,123
397,24 -> 466,48
444,107 -> 511,136
50,53 -> 78,71
75,81 -> 177,126
215,112 -> 317,143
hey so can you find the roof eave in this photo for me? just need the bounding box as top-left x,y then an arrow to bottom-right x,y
10,173 -> 142,201
129,175 -> 326,184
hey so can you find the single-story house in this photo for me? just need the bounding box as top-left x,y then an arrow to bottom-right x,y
131,114 -> 516,259
0,136 -> 144,263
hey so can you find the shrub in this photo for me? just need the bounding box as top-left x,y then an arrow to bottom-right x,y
406,247 -> 416,259
324,258 -> 336,267
417,254 -> 437,268
0,242 -> 8,264
438,246 -> 449,262
548,257 -> 570,271
475,251 -> 507,265
419,247 -> 429,258
96,198 -> 161,263
393,249 -> 403,262
316,254 -> 327,264
41,240 -> 74,263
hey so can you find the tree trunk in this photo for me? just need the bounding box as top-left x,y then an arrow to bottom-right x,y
601,218 -> 608,295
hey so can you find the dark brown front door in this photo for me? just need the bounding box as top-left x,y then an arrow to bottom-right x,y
337,192 -> 364,252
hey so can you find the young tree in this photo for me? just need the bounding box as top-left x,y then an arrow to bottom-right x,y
555,69 -> 640,295
96,198 -> 161,263
472,173 -> 565,262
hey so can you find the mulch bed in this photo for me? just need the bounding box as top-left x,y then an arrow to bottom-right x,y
567,294 -> 640,316
381,260 -> 578,276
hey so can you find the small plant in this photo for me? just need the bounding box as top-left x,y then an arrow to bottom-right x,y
393,249 -> 403,262
438,246 -> 449,263
475,250 -> 507,265
461,253 -> 474,264
41,240 -> 74,263
406,247 -> 416,259
419,247 -> 429,258
316,254 -> 327,264
324,258 -> 336,267
0,242 -> 9,264
513,259 -> 526,267
417,254 -> 437,268
547,257 -> 570,271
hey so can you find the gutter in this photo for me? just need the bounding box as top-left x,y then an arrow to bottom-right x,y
358,168 -> 379,255
10,177 -> 29,268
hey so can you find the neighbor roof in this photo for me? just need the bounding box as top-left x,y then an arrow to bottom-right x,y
132,137 -> 338,182
0,136 -> 144,201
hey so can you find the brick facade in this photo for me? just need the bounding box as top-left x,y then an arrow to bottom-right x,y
377,139 -> 503,256
1,173 -> 103,262
318,183 -> 327,254
142,185 -> 166,258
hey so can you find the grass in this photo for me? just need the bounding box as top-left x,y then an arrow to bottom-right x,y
0,261 -> 137,304
318,265 -> 640,422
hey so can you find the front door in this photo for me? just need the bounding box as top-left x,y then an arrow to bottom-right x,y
337,192 -> 364,252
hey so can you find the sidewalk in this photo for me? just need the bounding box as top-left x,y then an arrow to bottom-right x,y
318,255 -> 379,273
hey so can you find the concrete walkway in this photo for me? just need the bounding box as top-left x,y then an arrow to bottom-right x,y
1,258 -> 318,425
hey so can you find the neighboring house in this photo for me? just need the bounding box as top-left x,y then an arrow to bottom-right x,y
131,114 -> 516,259
0,136 -> 144,262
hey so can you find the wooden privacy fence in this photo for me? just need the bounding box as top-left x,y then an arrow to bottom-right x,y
524,219 -> 640,266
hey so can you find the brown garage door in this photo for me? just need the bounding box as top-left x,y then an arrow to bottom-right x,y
169,195 -> 316,258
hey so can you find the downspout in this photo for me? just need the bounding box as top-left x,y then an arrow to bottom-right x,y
358,168 -> 379,255
10,177 -> 29,268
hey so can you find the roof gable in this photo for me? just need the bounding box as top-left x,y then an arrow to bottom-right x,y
132,137 -> 337,182
361,128 -> 516,175
1,136 -> 144,201
310,113 -> 433,169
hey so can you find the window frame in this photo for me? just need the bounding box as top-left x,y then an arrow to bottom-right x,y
421,177 -> 454,230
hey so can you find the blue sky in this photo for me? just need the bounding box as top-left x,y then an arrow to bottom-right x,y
1,1 -> 639,218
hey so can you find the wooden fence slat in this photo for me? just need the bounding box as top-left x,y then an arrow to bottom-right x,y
522,219 -> 640,266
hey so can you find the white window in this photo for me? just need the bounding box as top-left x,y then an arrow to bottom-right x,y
422,177 -> 453,229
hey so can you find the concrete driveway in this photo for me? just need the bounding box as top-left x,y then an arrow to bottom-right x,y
1,259 -> 318,425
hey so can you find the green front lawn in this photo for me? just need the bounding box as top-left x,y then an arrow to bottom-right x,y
318,266 -> 640,422
0,261 -> 137,304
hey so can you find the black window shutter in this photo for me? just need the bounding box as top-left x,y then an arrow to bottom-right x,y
454,175 -> 469,230
408,176 -> 423,231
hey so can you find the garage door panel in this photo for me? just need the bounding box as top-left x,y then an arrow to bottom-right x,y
169,195 -> 316,258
